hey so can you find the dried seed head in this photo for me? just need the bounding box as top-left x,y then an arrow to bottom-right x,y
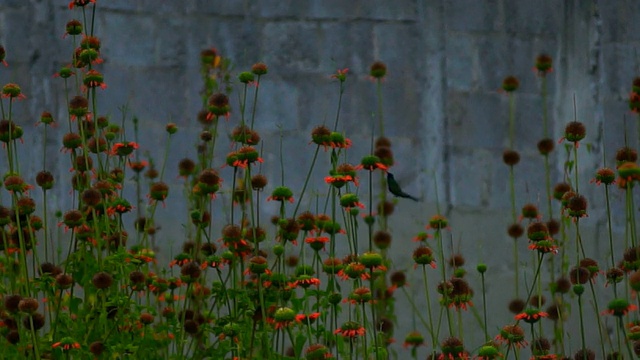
573,349 -> 595,360
374,146 -> 394,166
553,182 -> 572,201
251,174 -> 268,190
55,274 -> 73,289
89,341 -> 105,356
18,298 -> 38,314
4,294 -> 22,313
569,266 -> 590,285
508,298 -> 525,314
502,149 -> 520,166
92,271 -> 113,289
370,61 -> 387,79
527,222 -> 549,241
251,62 -> 268,75
23,312 -> 45,330
502,76 -> 519,92
507,223 -> 524,238
82,188 -> 101,206
546,218 -> 560,236
535,54 -> 553,75
564,121 -> 586,143
35,171 -> 54,190
537,138 -> 555,155
373,230 -> 392,250
566,194 -> 588,218
178,158 -> 196,177
181,262 -> 202,282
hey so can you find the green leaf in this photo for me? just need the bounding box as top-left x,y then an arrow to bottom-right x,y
294,333 -> 307,357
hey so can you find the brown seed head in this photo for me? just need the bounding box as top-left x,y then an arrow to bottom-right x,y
373,230 -> 392,249
199,169 -> 220,186
23,312 -> 45,330
248,174 -> 267,191
178,158 -> 196,177
181,261 -> 202,280
18,298 -> 38,314
92,271 -> 113,289
529,295 -> 546,307
370,61 -> 387,79
532,337 -> 551,353
546,218 -> 560,236
55,274 -> 73,289
564,121 -> 586,143
35,171 -> 54,189
616,146 -> 638,164
89,341 -> 105,356
537,138 -> 555,155
374,146 -> 394,166
4,295 -> 22,313
553,183 -> 571,201
573,349 -> 595,360
82,188 -> 101,206
508,298 -> 525,314
377,200 -> 395,217
449,253 -> 465,268
502,76 -> 519,92
140,313 -> 154,325
375,136 -> 392,149
507,223 -> 524,238
535,54 -> 553,74
503,149 -> 520,166
569,266 -> 590,285
527,222 -> 549,241
251,62 -> 268,75
566,194 -> 588,218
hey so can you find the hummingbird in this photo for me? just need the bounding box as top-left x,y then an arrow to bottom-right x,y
386,172 -> 420,201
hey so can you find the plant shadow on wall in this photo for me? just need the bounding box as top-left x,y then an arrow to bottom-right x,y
1,1 -> 640,359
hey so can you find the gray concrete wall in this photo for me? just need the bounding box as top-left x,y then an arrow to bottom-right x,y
1,0 -> 638,357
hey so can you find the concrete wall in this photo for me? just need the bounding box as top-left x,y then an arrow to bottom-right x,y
1,0 -> 638,356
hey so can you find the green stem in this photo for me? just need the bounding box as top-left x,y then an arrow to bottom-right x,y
480,272 -> 488,342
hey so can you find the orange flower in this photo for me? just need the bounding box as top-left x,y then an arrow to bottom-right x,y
111,141 -> 139,156
295,312 -> 320,324
68,0 -> 95,9
514,308 -> 548,323
334,321 -> 365,338
331,68 -> 349,82
52,337 -> 81,351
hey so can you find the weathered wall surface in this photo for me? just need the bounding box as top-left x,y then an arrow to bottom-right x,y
0,0 -> 638,355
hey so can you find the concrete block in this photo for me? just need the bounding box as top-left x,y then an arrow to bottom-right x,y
253,75 -> 299,132
295,74 -> 336,131
135,1 -> 188,14
601,43 -> 637,99
355,0 -> 419,21
600,1 -> 640,43
372,23 -> 421,78
91,0 -> 137,12
448,147 -> 497,207
447,90 -> 508,149
253,0 -> 311,18
475,34 -> 511,92
317,22 -> 374,74
1,9 -> 38,64
98,12 -> 156,67
98,66 -> 188,132
445,0 -> 503,32
188,0 -> 249,16
154,16 -> 188,68
262,21 -> 320,72
504,0 -> 562,36
445,33 -> 476,91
